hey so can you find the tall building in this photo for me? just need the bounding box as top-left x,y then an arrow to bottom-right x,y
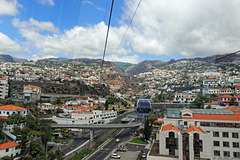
0,77 -> 9,99
149,107 -> 240,160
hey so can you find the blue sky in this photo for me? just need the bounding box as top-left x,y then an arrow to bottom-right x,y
0,0 -> 240,64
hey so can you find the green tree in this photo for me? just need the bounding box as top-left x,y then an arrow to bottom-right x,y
144,118 -> 151,140
31,139 -> 43,157
229,97 -> 236,106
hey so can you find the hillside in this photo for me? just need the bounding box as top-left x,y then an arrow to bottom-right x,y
125,60 -> 166,75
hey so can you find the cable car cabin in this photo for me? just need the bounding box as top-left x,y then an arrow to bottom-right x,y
136,99 -> 152,116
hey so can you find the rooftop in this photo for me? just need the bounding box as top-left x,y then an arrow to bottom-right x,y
0,105 -> 27,111
0,142 -> 19,150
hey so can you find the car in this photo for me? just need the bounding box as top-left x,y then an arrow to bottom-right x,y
142,152 -> 147,158
117,146 -> 127,152
115,138 -> 120,143
111,153 -> 121,159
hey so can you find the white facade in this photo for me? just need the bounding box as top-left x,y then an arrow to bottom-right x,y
0,105 -> 28,117
0,78 -> 9,99
154,108 -> 240,160
53,110 -> 117,125
0,142 -> 21,158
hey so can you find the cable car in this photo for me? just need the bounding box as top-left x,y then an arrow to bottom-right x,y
136,99 -> 151,116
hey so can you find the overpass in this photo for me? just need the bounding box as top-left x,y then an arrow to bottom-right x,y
51,123 -> 141,141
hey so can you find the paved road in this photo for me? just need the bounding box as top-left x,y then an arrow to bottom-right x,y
88,127 -> 132,160
61,111 -> 137,155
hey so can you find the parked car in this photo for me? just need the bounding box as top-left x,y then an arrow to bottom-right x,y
117,146 -> 127,152
111,153 -> 121,159
142,152 -> 146,158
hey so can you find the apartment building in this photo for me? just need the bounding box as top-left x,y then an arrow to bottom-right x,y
23,84 -> 41,101
0,78 -> 9,99
149,108 -> 240,160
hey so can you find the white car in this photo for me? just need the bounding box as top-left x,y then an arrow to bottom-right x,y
115,138 -> 120,143
111,153 -> 121,159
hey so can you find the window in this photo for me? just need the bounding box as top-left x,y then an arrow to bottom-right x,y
214,150 -> 220,156
222,132 -> 229,138
213,131 -> 219,137
7,112 -> 9,115
232,132 -> 239,138
233,142 -> 239,148
223,151 -> 230,157
213,141 -> 220,147
184,121 -> 188,125
183,113 -> 191,117
234,152 -> 240,158
223,142 -> 229,147
6,148 -> 9,152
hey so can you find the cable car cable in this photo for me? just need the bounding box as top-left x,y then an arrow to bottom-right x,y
111,0 -> 143,62
101,0 -> 115,69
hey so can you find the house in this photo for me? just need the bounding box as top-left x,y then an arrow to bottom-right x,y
219,88 -> 234,95
23,85 -> 41,101
0,105 -> 28,118
174,93 -> 197,103
0,142 -> 21,158
217,95 -> 233,106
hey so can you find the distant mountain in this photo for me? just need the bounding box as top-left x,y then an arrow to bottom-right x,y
0,55 -> 15,62
194,52 -> 240,63
112,62 -> 133,72
0,54 -> 28,63
43,58 -> 112,65
12,57 -> 28,63
125,60 -> 166,75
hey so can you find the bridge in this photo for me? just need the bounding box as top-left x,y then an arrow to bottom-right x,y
51,123 -> 141,141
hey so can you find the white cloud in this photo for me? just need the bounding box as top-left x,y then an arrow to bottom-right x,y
13,18 -> 133,62
0,32 -> 22,54
82,0 -> 94,5
124,0 -> 240,58
105,54 -> 139,64
34,0 -> 54,6
13,0 -> 240,63
12,18 -> 59,33
0,0 -> 21,16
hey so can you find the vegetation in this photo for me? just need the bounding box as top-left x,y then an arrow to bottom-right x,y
130,137 -> 148,144
69,149 -> 93,160
191,94 -> 209,108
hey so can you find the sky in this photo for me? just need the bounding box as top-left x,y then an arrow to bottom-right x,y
0,0 -> 240,64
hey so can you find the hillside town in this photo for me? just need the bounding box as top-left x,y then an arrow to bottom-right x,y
0,57 -> 239,159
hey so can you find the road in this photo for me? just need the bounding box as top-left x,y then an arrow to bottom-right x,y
88,128 -> 132,160
61,111 -> 137,155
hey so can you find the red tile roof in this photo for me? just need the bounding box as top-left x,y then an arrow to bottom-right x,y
0,105 -> 26,111
0,116 -> 7,119
0,142 -> 19,150
162,123 -> 180,132
204,102 -> 219,105
224,106 -> 240,112
183,114 -> 240,121
186,124 -> 204,133
24,84 -> 40,88
218,95 -> 233,98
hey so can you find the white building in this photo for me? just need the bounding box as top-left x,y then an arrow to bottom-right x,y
0,78 -> 9,99
174,93 -> 197,103
52,110 -> 117,125
0,142 -> 21,158
0,105 -> 28,117
148,108 -> 240,160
